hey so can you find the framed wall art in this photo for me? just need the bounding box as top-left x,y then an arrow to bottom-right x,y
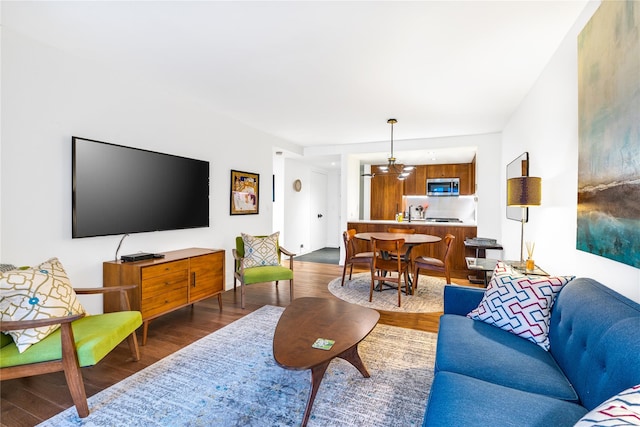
577,0 -> 640,268
230,170 -> 259,215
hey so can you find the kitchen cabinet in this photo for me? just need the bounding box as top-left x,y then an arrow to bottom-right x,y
403,166 -> 427,195
425,163 -> 474,195
371,161 -> 475,218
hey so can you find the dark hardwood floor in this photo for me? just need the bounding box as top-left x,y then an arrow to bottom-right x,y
0,261 -> 475,426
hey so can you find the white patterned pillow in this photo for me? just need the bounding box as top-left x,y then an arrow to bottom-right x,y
0,258 -> 86,353
574,384 -> 640,426
241,232 -> 280,268
468,263 -> 574,350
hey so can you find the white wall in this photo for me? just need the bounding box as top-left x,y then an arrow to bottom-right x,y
502,0 -> 639,302
1,28 -> 299,312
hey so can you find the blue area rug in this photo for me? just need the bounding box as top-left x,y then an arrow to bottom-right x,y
39,305 -> 436,426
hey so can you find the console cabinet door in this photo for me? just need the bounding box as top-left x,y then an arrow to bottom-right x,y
189,252 -> 224,302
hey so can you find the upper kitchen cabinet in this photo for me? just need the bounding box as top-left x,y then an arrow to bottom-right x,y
404,161 -> 475,195
403,165 -> 427,195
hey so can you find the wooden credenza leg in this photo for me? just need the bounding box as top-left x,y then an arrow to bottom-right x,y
142,320 -> 149,346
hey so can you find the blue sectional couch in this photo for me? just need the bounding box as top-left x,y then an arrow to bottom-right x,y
423,277 -> 640,427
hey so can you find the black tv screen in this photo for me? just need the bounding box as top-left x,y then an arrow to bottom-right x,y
72,137 -> 209,238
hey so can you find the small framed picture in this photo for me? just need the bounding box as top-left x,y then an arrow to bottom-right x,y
230,170 -> 259,215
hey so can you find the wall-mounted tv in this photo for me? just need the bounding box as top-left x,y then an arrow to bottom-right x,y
72,136 -> 209,238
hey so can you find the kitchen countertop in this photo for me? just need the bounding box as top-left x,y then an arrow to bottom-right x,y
348,219 -> 477,227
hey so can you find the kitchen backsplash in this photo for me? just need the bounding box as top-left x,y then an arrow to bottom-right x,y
403,195 -> 477,222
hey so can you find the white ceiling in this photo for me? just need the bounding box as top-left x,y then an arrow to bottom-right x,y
2,1 -> 588,166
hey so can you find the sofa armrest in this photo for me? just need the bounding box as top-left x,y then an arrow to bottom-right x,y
443,285 -> 485,315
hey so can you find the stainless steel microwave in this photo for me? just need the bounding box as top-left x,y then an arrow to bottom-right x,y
427,178 -> 460,196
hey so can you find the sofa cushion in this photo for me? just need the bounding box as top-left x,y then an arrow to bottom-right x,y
548,278 -> 640,410
0,311 -> 142,368
423,371 -> 588,427
574,384 -> 640,427
241,232 -> 280,268
0,258 -> 86,353
435,314 -> 578,401
468,266 -> 574,350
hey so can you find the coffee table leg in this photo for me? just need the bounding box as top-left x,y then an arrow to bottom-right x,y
301,344 -> 370,426
302,360 -> 331,427
337,344 -> 370,378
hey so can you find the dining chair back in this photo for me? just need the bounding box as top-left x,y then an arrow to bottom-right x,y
413,234 -> 456,287
341,230 -> 374,286
387,227 -> 416,268
370,237 -> 410,307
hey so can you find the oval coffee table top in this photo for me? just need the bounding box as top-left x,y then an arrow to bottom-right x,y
273,297 -> 380,370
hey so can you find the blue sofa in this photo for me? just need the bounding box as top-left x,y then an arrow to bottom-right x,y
423,277 -> 640,427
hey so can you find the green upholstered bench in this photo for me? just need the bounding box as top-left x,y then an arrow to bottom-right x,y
0,285 -> 142,418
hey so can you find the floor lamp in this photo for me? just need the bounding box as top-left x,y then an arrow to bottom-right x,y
507,176 -> 542,267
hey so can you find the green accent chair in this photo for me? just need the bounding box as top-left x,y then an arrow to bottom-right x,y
233,236 -> 295,309
0,285 -> 142,418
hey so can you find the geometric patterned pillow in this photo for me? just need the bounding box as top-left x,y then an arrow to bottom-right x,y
574,384 -> 640,426
467,264 -> 574,351
241,232 -> 280,268
0,264 -> 17,273
0,258 -> 85,353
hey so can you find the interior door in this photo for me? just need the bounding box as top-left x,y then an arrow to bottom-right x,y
310,170 -> 328,251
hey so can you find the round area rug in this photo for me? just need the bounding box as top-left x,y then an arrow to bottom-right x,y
328,272 -> 446,313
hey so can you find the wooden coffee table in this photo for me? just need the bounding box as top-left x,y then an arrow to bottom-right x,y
273,297 -> 380,426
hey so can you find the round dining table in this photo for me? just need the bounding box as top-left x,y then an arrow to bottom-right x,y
354,232 -> 442,292
354,232 -> 442,246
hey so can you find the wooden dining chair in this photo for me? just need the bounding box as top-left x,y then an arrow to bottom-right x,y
413,234 -> 456,289
341,229 -> 374,286
387,227 -> 416,271
370,237 -> 410,307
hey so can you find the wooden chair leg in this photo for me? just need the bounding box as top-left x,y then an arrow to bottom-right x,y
348,264 -> 354,280
60,323 -> 89,418
217,293 -> 223,310
341,261 -> 348,286
369,270 -> 375,302
127,332 -> 140,361
405,269 -> 411,298
289,279 -> 294,302
241,281 -> 246,309
413,266 -> 420,294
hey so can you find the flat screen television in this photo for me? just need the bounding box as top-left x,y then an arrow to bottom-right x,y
72,136 -> 209,238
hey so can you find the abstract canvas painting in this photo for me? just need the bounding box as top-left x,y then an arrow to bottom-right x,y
577,0 -> 640,268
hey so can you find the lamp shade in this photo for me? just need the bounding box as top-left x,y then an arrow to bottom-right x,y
507,176 -> 542,206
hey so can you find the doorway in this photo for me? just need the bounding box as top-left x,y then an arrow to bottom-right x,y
309,170 -> 328,251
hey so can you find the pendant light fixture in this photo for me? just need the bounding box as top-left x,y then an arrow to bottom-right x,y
376,119 -> 414,180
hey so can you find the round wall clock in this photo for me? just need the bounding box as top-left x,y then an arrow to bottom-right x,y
293,179 -> 302,192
